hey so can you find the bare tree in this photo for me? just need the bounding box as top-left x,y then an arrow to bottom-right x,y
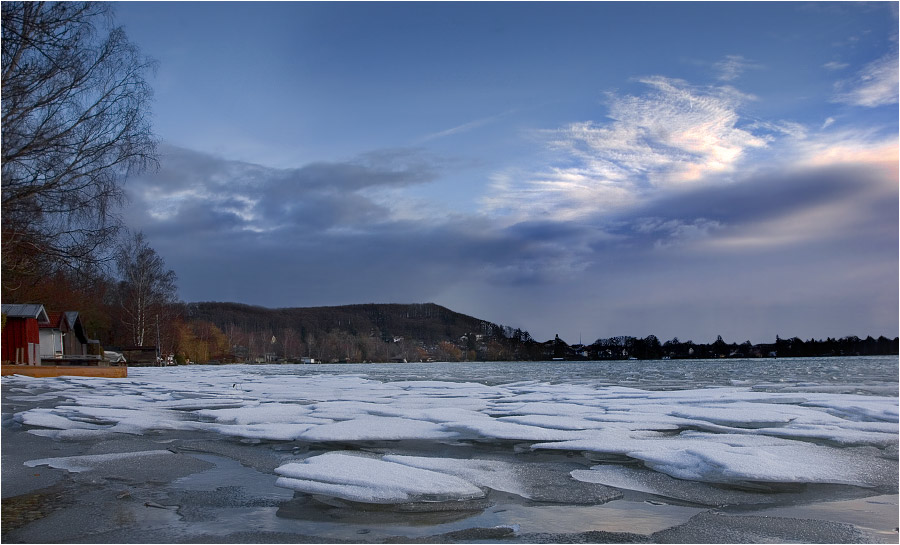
1,2 -> 156,289
114,231 -> 177,346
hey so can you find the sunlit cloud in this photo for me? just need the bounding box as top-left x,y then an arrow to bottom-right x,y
833,51 -> 899,107
791,133 -> 899,170
483,76 -> 768,223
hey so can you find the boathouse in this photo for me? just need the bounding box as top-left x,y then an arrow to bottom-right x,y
2,304 -> 51,365
39,311 -> 91,360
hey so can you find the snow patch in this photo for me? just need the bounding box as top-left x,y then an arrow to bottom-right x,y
274,452 -> 485,503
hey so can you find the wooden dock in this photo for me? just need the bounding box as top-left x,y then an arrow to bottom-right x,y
1,365 -> 127,378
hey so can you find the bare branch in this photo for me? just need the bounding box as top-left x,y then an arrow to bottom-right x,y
2,2 -> 157,290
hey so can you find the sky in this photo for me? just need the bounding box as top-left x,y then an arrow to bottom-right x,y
113,2 -> 898,344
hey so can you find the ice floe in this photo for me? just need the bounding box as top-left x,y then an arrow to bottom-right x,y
568,463 -> 852,506
378,454 -> 623,504
3,363 -> 897,498
25,450 -> 174,473
383,455 -> 529,498
274,452 -> 485,503
297,415 -> 455,442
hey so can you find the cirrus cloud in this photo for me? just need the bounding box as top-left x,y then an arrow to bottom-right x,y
483,76 -> 768,223
833,51 -> 899,107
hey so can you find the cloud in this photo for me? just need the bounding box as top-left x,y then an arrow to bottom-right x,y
789,130 -> 898,169
123,145 -> 608,309
122,63 -> 898,343
420,110 -> 516,142
833,51 -> 899,107
633,217 -> 723,249
619,161 -> 896,252
126,145 -> 441,238
483,77 -> 768,223
713,55 -> 760,81
443,154 -> 899,341
823,61 -> 850,71
476,66 -> 898,332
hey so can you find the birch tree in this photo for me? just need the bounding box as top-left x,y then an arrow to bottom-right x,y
114,231 -> 176,346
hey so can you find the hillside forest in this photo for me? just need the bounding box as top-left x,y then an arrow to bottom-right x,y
5,263 -> 897,364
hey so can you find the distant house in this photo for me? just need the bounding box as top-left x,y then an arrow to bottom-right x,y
2,304 -> 51,364
106,346 -> 157,365
65,312 -> 91,354
39,312 -> 65,359
39,311 -> 91,360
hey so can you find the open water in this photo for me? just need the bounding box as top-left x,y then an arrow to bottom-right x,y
2,356 -> 897,543
248,355 -> 899,393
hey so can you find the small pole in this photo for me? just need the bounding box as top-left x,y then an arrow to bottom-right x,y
156,314 -> 161,365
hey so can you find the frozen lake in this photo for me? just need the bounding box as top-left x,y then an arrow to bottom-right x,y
2,356 -> 898,543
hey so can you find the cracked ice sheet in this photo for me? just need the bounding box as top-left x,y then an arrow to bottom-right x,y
192,421 -> 317,441
667,403 -> 804,428
570,464 -> 797,506
197,403 -> 320,425
800,394 -> 900,422
274,452 -> 485,503
25,450 -> 174,473
17,405 -> 198,436
382,454 -> 622,505
537,431 -> 897,487
5,368 -> 897,489
752,424 -> 899,447
384,455 -> 529,497
297,415 -> 457,441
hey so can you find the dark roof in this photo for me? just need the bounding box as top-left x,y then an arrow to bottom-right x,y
65,311 -> 79,326
2,304 -> 50,324
41,311 -> 65,329
40,310 -> 90,344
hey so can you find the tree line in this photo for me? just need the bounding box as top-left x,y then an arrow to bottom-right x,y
129,299 -> 900,364
555,334 -> 898,361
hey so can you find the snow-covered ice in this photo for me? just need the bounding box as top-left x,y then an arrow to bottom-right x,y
297,415 -> 456,442
383,455 -> 530,498
4,359 -> 898,507
274,452 -> 485,503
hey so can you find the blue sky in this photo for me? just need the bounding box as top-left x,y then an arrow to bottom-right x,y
115,2 -> 898,343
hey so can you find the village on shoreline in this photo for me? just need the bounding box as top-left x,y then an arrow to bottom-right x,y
4,301 -> 897,369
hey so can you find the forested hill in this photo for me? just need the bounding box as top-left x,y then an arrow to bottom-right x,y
182,301 -> 533,363
171,301 -> 896,364
186,302 -> 524,344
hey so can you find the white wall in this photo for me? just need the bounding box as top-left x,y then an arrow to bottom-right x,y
39,329 -> 63,358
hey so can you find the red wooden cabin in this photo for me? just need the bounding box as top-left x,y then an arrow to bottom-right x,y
2,304 -> 51,365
